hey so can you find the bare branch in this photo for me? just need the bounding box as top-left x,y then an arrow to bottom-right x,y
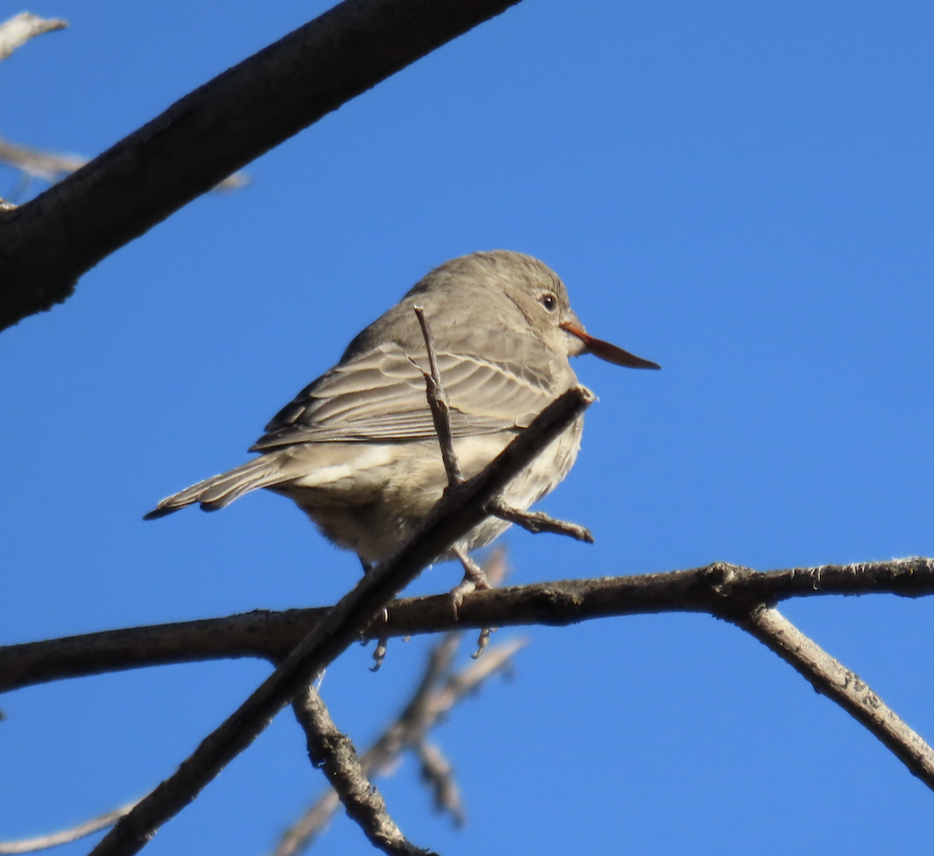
0,0 -> 525,332
0,137 -> 85,182
6,557 -> 931,695
291,688 -> 432,856
412,305 -> 463,487
0,801 -> 137,855
0,13 -> 67,63
86,387 -> 592,856
488,502 -> 594,543
273,634 -> 524,855
0,137 -> 248,192
734,605 -> 934,790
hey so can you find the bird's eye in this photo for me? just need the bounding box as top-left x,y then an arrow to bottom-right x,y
540,293 -> 558,312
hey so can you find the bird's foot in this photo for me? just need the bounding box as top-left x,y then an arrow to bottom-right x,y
451,547 -> 491,614
370,636 -> 389,672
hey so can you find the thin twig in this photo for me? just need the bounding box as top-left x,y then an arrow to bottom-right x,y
273,634 -> 525,856
291,688 -> 432,856
733,605 -> 934,790
0,801 -> 138,855
86,387 -> 591,856
0,13 -> 67,63
489,502 -> 593,543
0,138 -> 248,193
6,557 -> 934,694
412,305 -> 462,487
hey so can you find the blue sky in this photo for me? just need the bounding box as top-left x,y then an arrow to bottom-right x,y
2,2 -> 933,854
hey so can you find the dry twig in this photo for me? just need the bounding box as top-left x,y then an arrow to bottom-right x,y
0,801 -> 137,855
413,305 -> 463,487
734,605 -> 934,788
274,633 -> 524,856
291,689 -> 432,856
0,13 -> 66,63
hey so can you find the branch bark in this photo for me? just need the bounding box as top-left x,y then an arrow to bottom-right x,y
0,0 -> 524,331
734,605 -> 934,790
5,557 -> 931,694
274,633 -> 523,856
291,688 -> 432,856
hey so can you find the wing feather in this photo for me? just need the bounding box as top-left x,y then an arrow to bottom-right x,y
251,343 -> 563,450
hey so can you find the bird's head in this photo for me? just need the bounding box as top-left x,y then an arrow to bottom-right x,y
484,250 -> 661,371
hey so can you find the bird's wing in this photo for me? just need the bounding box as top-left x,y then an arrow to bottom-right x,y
250,342 -> 563,450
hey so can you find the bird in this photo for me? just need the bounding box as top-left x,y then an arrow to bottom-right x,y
145,250 -> 659,568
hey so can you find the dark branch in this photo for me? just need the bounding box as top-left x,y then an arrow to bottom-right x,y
0,0 -> 524,331
291,688 -> 432,856
85,386 -> 592,856
5,557 -> 932,695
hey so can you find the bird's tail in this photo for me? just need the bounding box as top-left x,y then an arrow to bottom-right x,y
143,455 -> 289,520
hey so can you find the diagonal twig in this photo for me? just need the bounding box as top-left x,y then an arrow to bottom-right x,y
283,551 -> 509,854
413,305 -> 462,487
273,633 -> 525,856
732,605 -> 934,789
85,386 -> 591,856
291,688 -> 432,856
487,502 -> 593,543
0,801 -> 138,855
0,137 -> 248,193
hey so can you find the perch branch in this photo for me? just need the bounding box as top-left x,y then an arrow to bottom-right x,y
6,558 -> 932,694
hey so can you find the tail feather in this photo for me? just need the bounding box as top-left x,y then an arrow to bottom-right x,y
143,455 -> 289,520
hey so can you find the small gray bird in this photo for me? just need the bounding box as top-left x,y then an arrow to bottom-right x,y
145,251 -> 659,564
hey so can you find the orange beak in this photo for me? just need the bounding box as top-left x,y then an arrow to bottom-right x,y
561,322 -> 661,370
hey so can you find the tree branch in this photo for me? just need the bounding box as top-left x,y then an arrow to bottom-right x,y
412,305 -> 463,487
5,557 -> 931,694
274,634 -> 524,856
0,13 -> 67,63
291,688 -> 432,856
0,801 -> 137,855
734,605 -> 934,790
83,386 -> 591,856
0,0 -> 525,331
0,136 -> 248,192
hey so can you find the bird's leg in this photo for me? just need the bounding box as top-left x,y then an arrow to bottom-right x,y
359,558 -> 390,671
472,626 -> 496,659
450,545 -> 498,658
451,545 -> 491,611
489,501 -> 594,544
